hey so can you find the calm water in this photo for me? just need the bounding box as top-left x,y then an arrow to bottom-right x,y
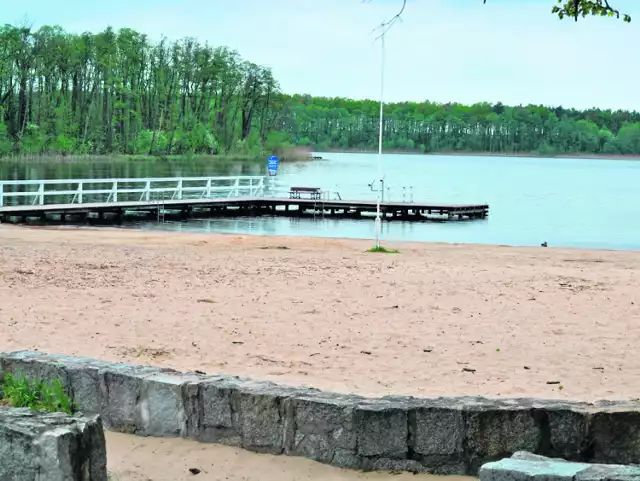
2,153 -> 639,251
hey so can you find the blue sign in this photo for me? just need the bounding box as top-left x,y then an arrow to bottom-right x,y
267,155 -> 279,176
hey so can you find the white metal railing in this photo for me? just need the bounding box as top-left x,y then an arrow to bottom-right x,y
0,176 -> 267,208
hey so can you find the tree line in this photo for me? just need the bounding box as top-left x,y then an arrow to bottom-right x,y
0,24 -> 285,158
278,96 -> 640,156
0,23 -> 639,158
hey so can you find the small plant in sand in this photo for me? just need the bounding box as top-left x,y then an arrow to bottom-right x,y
367,246 -> 400,254
1,371 -> 76,415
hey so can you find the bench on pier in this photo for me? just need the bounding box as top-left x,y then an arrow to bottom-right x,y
289,187 -> 322,200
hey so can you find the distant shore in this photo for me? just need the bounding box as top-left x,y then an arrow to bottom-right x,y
0,151 -> 314,164
2,148 -> 638,164
318,148 -> 640,161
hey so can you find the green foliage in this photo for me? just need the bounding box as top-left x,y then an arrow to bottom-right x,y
0,23 -> 280,158
483,0 -> 631,22
282,95 -> 640,156
0,115 -> 12,156
263,131 -> 292,155
0,21 -> 636,160
1,371 -> 77,415
617,123 -> 640,154
551,0 -> 631,23
367,246 -> 400,254
536,142 -> 558,156
51,134 -> 75,154
233,131 -> 264,159
20,124 -> 47,154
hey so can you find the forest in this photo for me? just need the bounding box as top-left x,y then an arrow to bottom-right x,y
282,95 -> 640,155
1,23 -> 639,158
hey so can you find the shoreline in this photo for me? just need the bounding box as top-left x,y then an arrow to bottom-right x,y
0,152 -> 314,164
15,223 -> 638,254
2,150 -> 639,163
1,224 -> 639,402
317,148 -> 640,161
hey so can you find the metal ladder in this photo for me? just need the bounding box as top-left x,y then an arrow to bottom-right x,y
156,194 -> 166,224
313,191 -> 328,220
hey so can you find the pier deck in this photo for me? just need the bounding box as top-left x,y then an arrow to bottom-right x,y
0,176 -> 489,223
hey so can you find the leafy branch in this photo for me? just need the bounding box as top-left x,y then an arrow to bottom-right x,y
370,0 -> 631,23
551,0 -> 631,22
482,0 -> 631,23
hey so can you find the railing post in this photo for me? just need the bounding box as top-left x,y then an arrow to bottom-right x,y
0,182 -> 4,207
145,181 -> 151,201
206,178 -> 212,198
249,178 -> 253,196
38,182 -> 44,205
77,182 -> 83,204
177,179 -> 183,200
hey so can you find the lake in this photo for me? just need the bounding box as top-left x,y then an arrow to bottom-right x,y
1,152 -> 639,251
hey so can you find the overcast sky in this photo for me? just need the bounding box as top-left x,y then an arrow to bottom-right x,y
4,0 -> 639,111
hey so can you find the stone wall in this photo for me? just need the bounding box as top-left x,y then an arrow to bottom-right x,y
2,350 -> 639,475
0,406 -> 107,481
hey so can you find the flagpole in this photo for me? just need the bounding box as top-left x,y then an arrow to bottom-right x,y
374,30 -> 385,249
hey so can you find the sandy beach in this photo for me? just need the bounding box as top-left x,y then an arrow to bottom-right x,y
0,224 -> 639,401
105,431 -> 474,481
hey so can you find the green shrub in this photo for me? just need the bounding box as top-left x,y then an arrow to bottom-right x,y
367,246 -> 400,254
1,371 -> 76,415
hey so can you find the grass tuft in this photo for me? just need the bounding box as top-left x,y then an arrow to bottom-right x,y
367,246 -> 400,254
1,371 -> 76,415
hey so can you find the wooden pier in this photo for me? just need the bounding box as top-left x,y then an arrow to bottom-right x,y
0,176 -> 489,223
